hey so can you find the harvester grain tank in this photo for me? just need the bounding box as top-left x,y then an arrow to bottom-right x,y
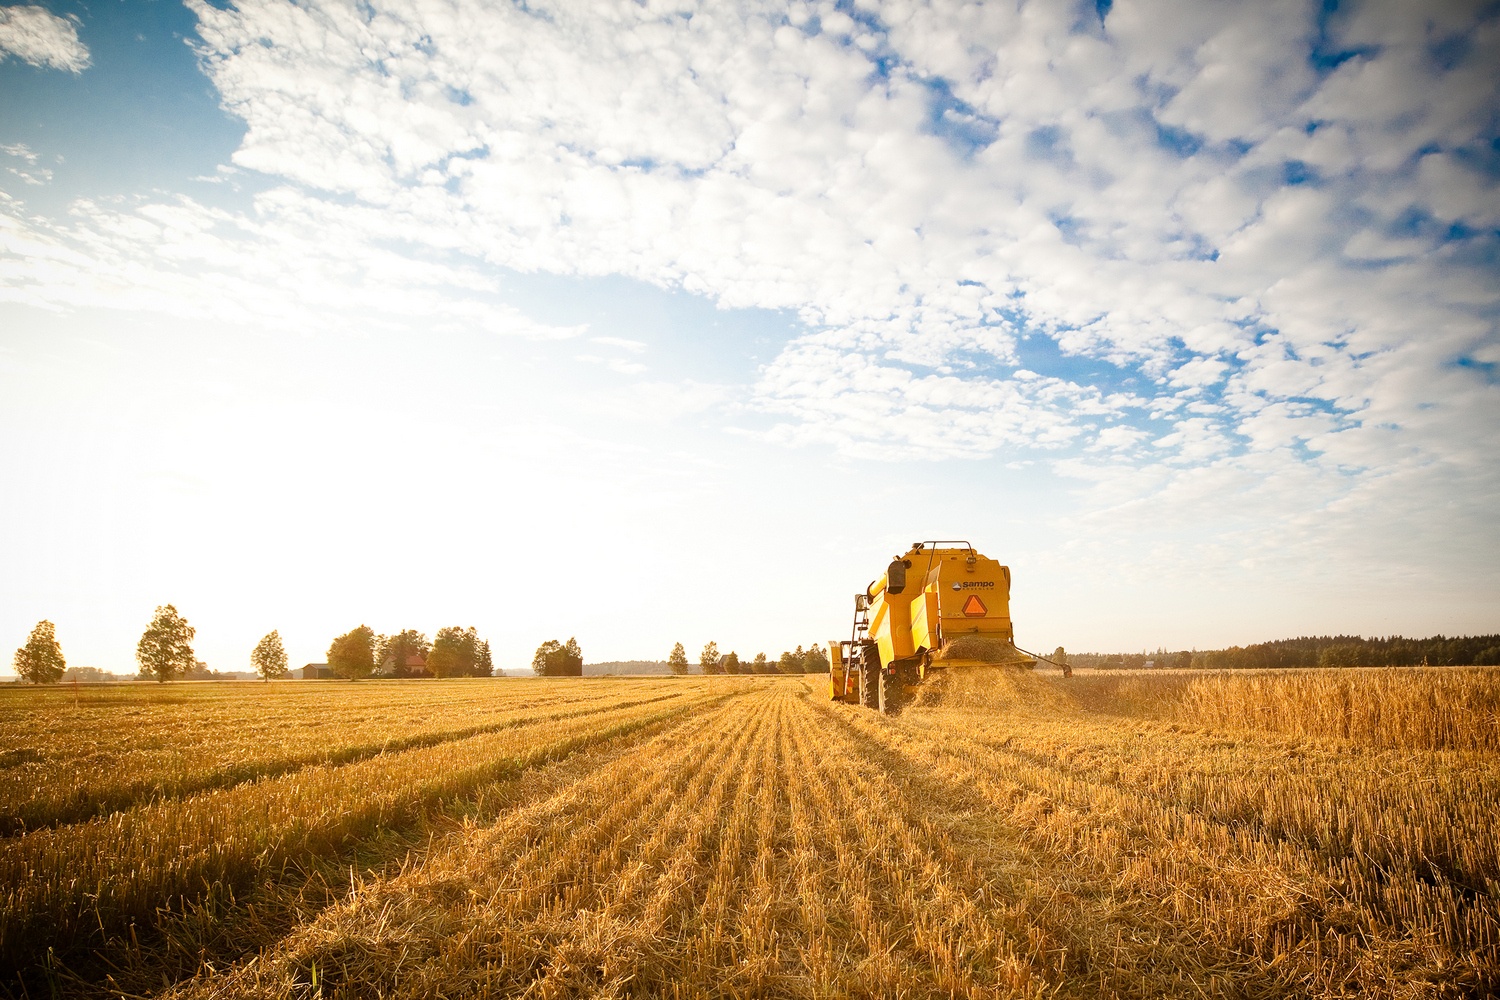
829,541 -> 1036,712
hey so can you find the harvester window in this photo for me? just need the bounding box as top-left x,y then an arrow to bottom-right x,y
887,559 -> 907,594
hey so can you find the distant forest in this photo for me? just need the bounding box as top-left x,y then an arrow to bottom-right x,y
585,660 -> 678,675
1073,634 -> 1500,670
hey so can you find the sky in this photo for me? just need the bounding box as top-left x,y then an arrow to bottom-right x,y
1,0 -> 1497,676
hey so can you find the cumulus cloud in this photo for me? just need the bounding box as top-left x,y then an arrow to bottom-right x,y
2,0 -> 1496,586
0,5 -> 89,73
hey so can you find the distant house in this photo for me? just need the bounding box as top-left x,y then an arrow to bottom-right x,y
302,663 -> 335,679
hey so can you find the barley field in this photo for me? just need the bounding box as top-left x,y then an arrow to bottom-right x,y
2,669 -> 1495,999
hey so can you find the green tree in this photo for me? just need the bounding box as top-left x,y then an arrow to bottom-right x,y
251,630 -> 289,682
752,652 -> 771,674
430,626 -> 491,677
531,638 -> 582,676
432,626 -> 473,677
377,629 -> 431,677
532,639 -> 562,676
723,651 -> 741,674
803,643 -> 827,674
328,625 -> 376,681
477,640 -> 494,677
1319,644 -> 1364,669
137,605 -> 195,683
14,620 -> 65,684
668,642 -> 690,675
700,641 -> 721,674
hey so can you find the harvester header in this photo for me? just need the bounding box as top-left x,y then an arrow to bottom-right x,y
829,540 -> 1035,712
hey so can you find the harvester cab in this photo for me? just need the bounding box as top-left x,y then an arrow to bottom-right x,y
828,540 -> 1036,713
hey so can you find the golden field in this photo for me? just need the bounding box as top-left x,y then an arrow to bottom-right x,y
1,669 -> 1496,999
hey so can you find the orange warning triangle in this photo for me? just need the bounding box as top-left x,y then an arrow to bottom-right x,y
962,594 -> 987,617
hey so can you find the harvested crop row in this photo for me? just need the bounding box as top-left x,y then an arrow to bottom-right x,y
0,679 -> 697,834
0,685 -> 728,979
0,685 -> 693,834
166,683 -> 1079,1000
835,689 -> 1499,997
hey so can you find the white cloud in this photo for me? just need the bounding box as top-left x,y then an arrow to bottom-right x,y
0,5 -> 89,73
1169,357 -> 1229,387
2,0 -> 1496,607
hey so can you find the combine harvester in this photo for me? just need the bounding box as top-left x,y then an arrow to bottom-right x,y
829,540 -> 1046,713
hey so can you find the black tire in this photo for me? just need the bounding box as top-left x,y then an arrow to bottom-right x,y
878,665 -> 901,714
880,660 -> 920,714
858,652 -> 880,710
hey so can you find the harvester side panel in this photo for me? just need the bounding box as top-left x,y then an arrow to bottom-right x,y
910,589 -> 939,655
827,642 -> 859,703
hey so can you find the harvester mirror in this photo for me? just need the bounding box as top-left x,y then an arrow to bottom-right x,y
887,558 -> 907,594
855,593 -> 870,612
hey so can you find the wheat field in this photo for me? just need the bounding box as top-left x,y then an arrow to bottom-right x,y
2,669 -> 1495,999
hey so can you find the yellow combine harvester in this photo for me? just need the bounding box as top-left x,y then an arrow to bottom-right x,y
829,540 -> 1036,712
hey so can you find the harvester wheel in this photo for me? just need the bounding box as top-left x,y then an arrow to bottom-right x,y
858,659 -> 879,709
878,666 -> 902,714
879,661 -> 920,714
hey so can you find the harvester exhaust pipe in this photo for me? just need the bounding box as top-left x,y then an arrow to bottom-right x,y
886,558 -> 907,594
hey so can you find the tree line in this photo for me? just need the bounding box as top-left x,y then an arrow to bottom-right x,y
327,625 -> 494,679
528,639 -> 835,677
1070,633 -> 1500,671
11,608 -> 496,684
670,642 -> 831,675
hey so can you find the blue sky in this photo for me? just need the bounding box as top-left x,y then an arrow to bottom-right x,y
2,0 -> 1497,674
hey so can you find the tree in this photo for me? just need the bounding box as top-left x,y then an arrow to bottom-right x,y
700,641 -> 721,674
430,626 -> 490,677
752,652 -> 772,674
531,638 -> 582,676
532,639 -> 562,676
377,629 -> 431,677
14,620 -> 65,684
328,625 -> 376,681
668,642 -> 689,675
803,643 -> 827,674
432,627 -> 470,677
723,651 -> 741,674
777,650 -> 798,674
137,605 -> 195,683
251,630 -> 289,682
477,640 -> 494,677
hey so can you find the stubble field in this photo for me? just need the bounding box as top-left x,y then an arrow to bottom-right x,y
2,668 -> 1496,999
